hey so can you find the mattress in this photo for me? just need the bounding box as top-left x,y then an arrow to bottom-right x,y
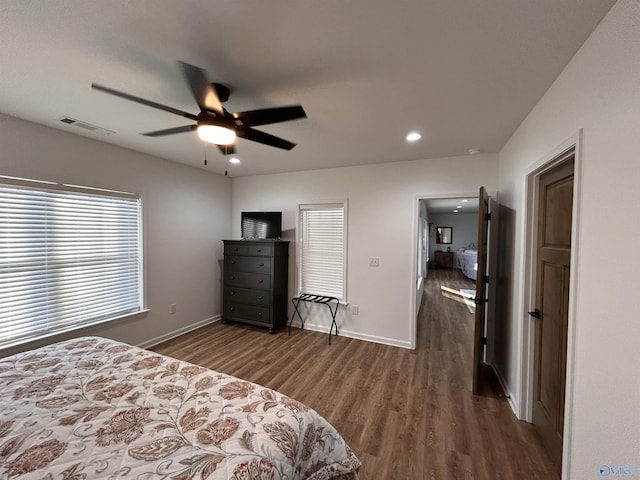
456,249 -> 478,280
0,337 -> 360,479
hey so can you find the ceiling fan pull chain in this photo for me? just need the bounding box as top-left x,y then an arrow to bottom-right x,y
204,145 -> 208,166
224,145 -> 228,175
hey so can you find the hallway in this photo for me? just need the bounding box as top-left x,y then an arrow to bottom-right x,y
418,268 -> 559,478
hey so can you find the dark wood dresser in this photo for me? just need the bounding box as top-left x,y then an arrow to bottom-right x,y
433,250 -> 454,269
222,240 -> 289,333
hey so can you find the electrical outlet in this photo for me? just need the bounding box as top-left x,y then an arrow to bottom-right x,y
351,305 -> 359,315
169,304 -> 177,315
368,256 -> 380,267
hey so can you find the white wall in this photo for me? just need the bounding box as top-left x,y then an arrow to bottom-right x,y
0,114 -> 231,357
497,0 -> 640,476
232,154 -> 498,348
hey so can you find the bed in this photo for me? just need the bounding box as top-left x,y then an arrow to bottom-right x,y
455,248 -> 478,280
0,336 -> 360,480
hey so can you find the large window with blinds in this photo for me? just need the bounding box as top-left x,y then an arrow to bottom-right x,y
297,201 -> 347,301
0,177 -> 143,349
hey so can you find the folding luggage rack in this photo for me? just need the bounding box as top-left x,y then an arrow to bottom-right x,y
289,293 -> 340,344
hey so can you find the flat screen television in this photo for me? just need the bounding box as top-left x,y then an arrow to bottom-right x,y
241,211 -> 282,239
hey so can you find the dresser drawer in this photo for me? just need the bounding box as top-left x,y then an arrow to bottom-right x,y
246,244 -> 273,256
226,286 -> 270,306
224,303 -> 271,324
224,243 -> 273,257
225,271 -> 271,289
224,243 -> 248,255
225,256 -> 271,273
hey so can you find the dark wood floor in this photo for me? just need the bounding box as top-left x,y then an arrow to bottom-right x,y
152,268 -> 559,479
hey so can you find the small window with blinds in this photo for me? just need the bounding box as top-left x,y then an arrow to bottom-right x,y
297,201 -> 347,301
0,177 -> 143,349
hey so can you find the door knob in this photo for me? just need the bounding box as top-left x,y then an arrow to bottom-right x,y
528,308 -> 541,319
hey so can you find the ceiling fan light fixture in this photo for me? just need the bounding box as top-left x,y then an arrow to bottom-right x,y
197,124 -> 236,145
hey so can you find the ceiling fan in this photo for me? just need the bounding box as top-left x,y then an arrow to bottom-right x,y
92,61 -> 306,155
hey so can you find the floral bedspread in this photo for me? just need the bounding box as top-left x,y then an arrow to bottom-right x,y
0,337 -> 360,479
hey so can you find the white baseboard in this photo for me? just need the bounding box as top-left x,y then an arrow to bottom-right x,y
492,363 -> 519,417
137,315 -> 221,350
287,320 -> 412,349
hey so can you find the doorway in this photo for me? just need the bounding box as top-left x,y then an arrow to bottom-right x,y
522,141 -> 579,473
413,194 -> 480,375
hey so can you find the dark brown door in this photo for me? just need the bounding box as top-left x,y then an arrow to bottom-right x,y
472,186 -> 489,394
532,156 -> 574,466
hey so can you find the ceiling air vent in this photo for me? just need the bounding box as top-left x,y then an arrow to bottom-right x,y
57,116 -> 115,136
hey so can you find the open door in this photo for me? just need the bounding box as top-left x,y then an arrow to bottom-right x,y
472,186 -> 490,394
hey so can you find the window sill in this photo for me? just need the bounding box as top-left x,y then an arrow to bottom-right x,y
0,308 -> 150,358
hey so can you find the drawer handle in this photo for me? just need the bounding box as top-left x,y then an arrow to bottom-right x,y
234,247 -> 239,251
231,276 -> 235,280
257,249 -> 262,252
231,260 -> 236,265
258,312 -> 263,317
258,295 -> 264,300
230,307 -> 234,311
231,292 -> 235,296
259,279 -> 264,283
260,263 -> 265,267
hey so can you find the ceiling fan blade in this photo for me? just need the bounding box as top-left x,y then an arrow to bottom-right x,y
92,83 -> 198,121
141,125 -> 197,137
178,61 -> 223,116
233,105 -> 307,127
216,144 -> 236,155
238,127 -> 296,150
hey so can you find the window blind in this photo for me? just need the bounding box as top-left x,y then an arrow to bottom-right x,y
298,202 -> 346,300
0,180 -> 143,349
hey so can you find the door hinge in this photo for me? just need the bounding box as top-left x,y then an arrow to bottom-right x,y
484,275 -> 490,284
485,213 -> 492,221
482,337 -> 488,345
474,297 -> 488,305
528,308 -> 541,319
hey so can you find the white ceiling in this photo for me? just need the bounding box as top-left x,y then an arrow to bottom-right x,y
424,197 -> 479,215
0,1 -> 615,177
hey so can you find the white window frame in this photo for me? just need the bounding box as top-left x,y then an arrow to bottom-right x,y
0,175 -> 145,350
296,200 -> 348,302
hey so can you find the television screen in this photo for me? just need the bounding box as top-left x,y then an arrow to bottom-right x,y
241,211 -> 282,239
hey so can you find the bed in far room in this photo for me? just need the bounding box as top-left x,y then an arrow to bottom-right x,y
456,247 -> 478,280
0,337 -> 360,480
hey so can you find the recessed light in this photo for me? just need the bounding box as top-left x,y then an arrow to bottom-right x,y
462,199 -> 468,203
406,132 -> 422,142
229,157 -> 240,164
468,148 -> 481,155
457,205 -> 462,209
453,210 -> 459,213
